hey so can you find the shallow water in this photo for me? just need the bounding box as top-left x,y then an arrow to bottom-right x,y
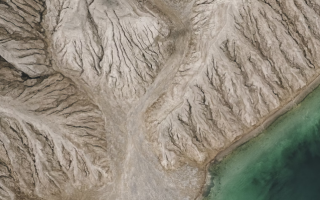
203,85 -> 320,200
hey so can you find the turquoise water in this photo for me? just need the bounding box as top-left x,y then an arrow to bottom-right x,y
203,86 -> 320,200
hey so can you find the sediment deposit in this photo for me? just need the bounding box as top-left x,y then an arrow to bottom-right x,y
0,0 -> 320,199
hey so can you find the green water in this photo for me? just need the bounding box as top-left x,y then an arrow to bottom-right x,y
203,86 -> 320,200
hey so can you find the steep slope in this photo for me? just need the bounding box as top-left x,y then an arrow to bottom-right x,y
45,0 -> 174,103
0,0 -> 53,77
145,0 -> 320,169
0,59 -> 109,200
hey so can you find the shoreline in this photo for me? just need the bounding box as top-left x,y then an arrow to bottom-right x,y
196,71 -> 320,199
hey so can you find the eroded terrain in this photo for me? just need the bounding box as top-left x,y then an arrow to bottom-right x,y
0,0 -> 320,199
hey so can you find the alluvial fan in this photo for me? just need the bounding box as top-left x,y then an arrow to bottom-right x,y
0,0 -> 320,199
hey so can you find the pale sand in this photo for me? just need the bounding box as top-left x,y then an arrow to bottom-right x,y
197,71 -> 320,199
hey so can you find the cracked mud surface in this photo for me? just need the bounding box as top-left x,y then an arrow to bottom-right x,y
0,0 -> 320,199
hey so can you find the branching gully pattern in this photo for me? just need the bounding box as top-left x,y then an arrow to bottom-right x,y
0,0 -> 320,199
